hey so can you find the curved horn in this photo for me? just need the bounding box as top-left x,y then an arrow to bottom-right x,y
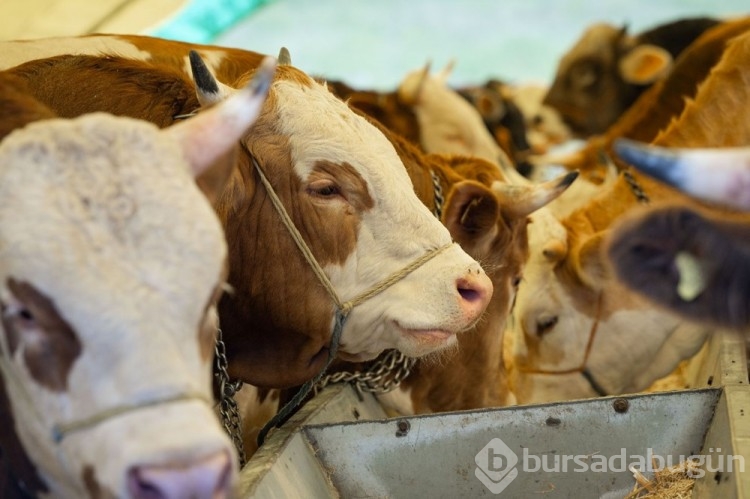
189,50 -> 234,106
166,56 -> 277,177
615,138 -> 750,210
492,170 -> 579,218
278,47 -> 292,65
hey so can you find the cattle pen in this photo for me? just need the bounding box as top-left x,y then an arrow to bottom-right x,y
238,330 -> 749,498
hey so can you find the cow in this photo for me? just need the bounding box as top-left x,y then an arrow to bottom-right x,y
543,16 -> 720,137
0,63 -> 273,498
605,140 -> 750,330
503,26 -> 750,404
456,79 -> 536,176
0,39 -> 494,392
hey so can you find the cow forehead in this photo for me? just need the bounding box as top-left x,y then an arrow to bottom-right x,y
562,23 -> 622,65
0,114 -> 226,322
272,76 -> 415,190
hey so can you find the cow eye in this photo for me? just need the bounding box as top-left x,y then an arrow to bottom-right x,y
308,181 -> 341,198
570,63 -> 599,90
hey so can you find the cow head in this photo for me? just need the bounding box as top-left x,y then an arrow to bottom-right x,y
188,52 -> 493,389
0,62 -> 274,498
397,61 -> 511,167
504,195 -> 710,403
543,23 -> 672,136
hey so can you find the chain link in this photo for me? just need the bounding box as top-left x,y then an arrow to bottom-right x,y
430,170 -> 445,219
623,170 -> 650,204
213,328 -> 247,467
313,350 -> 416,396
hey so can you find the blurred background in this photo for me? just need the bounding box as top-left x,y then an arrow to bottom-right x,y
2,0 -> 747,88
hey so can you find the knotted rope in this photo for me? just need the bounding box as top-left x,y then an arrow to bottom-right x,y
252,156 -> 452,446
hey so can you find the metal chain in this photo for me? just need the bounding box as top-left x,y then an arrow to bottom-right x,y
313,349 -> 417,395
623,169 -> 651,204
213,328 -> 247,467
599,147 -> 650,205
430,170 -> 445,219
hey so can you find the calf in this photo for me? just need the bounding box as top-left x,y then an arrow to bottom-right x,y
543,16 -> 719,136
0,65 -> 272,498
504,27 -> 750,404
1,39 -> 494,390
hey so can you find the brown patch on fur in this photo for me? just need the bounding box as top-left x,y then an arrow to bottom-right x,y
0,74 -> 57,141
6,55 -> 200,128
82,465 -> 116,499
0,373 -> 49,498
2,279 -> 82,392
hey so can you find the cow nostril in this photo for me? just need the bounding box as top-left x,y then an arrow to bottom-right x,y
127,450 -> 232,499
458,286 -> 481,303
532,114 -> 544,126
536,315 -> 558,337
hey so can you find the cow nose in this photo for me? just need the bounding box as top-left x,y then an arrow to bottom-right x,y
127,450 -> 232,499
456,268 -> 493,320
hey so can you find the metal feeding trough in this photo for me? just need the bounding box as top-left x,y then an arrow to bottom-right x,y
238,330 -> 750,498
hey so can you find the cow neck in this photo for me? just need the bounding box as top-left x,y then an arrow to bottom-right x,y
516,292 -> 609,397
250,155 -> 453,446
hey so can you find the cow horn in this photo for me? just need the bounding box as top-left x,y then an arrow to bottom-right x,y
278,47 -> 292,65
189,50 -> 234,106
492,170 -> 579,218
615,138 -> 750,210
435,59 -> 456,84
398,61 -> 432,105
166,56 -> 277,178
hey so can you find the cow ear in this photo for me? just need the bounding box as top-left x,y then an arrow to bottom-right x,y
572,232 -> 608,289
189,50 -> 236,107
165,57 -> 276,200
442,180 -> 500,242
619,45 -> 673,85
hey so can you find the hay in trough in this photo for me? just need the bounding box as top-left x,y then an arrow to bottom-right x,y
625,458 -> 700,498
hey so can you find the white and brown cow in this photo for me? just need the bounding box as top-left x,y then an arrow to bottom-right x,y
1,37 -> 494,390
504,27 -> 750,404
0,63 -> 273,498
543,16 -> 720,136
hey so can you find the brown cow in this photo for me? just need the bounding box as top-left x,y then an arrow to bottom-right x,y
543,16 -> 719,136
1,42 -> 494,392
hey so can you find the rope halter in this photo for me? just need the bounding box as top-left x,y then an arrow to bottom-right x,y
251,155 -> 453,445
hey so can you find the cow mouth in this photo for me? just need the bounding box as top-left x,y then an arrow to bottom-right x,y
397,322 -> 456,346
